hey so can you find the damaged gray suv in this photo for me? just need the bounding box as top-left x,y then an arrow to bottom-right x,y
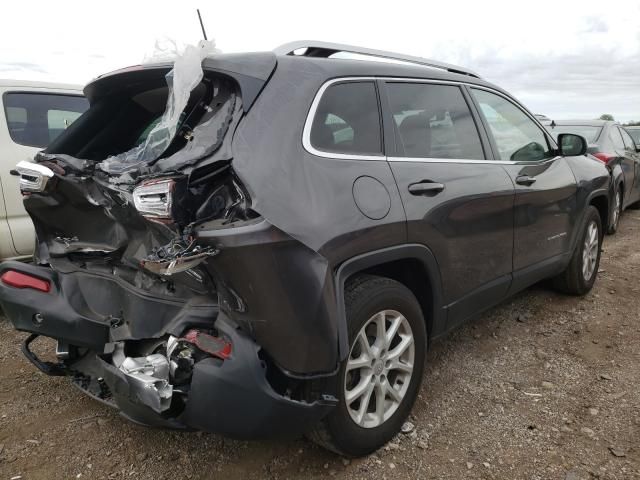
0,41 -> 611,456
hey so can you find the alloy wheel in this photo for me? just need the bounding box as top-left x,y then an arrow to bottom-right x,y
582,220 -> 599,281
344,310 -> 415,428
612,190 -> 622,230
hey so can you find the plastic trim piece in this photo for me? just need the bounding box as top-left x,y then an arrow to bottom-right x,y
274,40 -> 480,78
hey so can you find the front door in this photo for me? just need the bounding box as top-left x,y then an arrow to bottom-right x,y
468,87 -> 578,284
381,80 -> 515,327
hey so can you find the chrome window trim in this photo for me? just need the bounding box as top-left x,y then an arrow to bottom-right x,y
302,76 -> 559,161
388,155 -> 562,165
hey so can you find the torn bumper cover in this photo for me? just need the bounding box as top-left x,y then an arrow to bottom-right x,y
0,261 -> 336,438
97,321 -> 334,438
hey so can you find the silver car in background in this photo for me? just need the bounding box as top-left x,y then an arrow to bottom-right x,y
0,80 -> 87,259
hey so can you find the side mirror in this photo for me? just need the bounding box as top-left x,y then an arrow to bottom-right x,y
558,133 -> 587,156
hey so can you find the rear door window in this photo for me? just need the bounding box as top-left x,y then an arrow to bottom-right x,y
471,88 -> 553,162
386,82 -> 485,159
310,82 -> 382,156
3,92 -> 88,148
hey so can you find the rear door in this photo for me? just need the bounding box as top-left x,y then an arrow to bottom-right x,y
0,89 -> 88,255
381,80 -> 515,328
468,87 -> 578,289
619,127 -> 640,204
608,125 -> 636,207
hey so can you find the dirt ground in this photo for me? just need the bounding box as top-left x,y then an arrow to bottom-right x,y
1,211 -> 639,480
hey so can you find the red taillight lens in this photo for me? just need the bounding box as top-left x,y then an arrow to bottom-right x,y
182,329 -> 232,359
0,270 -> 51,293
593,153 -> 615,164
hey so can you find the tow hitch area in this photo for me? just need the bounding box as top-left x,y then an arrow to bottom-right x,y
21,334 -> 67,376
109,328 -> 232,414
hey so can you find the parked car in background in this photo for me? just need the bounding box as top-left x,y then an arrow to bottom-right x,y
0,42 -> 611,457
547,120 -> 640,234
0,80 -> 87,260
626,126 -> 640,146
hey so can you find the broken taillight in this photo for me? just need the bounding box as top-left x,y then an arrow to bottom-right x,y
133,178 -> 175,222
182,329 -> 232,359
0,270 -> 51,293
14,160 -> 55,193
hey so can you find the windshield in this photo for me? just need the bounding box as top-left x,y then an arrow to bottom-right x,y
549,125 -> 602,143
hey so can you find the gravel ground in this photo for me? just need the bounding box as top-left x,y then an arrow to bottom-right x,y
1,210 -> 639,480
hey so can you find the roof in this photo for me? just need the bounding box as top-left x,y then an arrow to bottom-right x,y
85,49 -> 507,105
275,54 -> 499,90
0,79 -> 83,92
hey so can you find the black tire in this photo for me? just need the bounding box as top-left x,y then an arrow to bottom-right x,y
553,206 -> 602,295
307,275 -> 427,457
607,188 -> 622,235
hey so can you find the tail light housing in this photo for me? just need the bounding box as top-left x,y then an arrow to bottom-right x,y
1,270 -> 51,293
14,160 -> 54,193
593,153 -> 615,164
133,178 -> 175,222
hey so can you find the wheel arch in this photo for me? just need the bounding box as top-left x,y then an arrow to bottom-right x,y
334,244 -> 445,360
588,191 -> 609,235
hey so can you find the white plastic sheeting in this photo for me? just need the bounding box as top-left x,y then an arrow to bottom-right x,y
98,40 -> 219,174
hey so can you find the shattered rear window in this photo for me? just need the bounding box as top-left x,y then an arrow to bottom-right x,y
43,73 -> 239,177
43,43 -> 241,178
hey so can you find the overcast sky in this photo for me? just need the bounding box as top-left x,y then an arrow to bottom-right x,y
2,0 -> 639,121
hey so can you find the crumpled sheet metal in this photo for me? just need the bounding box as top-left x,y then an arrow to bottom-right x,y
98,40 -> 218,175
151,91 -> 240,174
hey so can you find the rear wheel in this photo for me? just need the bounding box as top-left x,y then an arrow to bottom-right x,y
607,188 -> 622,234
307,275 -> 426,457
553,206 -> 602,295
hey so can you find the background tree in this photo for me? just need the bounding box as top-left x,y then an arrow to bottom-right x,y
599,114 -> 615,121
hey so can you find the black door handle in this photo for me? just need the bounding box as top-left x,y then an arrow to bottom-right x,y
408,181 -> 445,195
516,175 -> 536,186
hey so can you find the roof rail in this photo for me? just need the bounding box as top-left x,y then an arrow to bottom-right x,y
273,40 -> 480,78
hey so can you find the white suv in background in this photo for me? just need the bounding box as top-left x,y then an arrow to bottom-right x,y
0,80 -> 87,259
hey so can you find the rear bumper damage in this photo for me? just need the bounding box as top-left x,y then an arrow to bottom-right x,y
0,261 -> 336,439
